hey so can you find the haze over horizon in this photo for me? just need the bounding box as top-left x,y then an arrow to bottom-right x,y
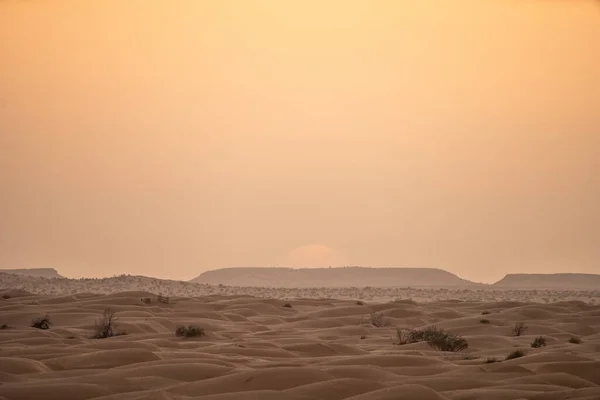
1,0 -> 599,284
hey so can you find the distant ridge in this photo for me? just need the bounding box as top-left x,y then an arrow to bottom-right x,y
190,267 -> 478,288
493,273 -> 600,290
0,268 -> 63,279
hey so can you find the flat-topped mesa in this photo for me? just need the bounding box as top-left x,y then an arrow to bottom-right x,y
0,268 -> 63,279
190,267 -> 478,288
493,273 -> 600,290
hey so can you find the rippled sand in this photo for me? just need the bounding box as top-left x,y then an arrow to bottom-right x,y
1,289 -> 599,400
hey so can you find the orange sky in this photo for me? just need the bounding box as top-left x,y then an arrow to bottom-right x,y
1,0 -> 599,283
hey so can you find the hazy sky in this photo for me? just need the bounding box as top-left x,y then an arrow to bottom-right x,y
1,0 -> 599,283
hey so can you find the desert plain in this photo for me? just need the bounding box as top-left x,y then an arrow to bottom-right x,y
1,271 -> 600,400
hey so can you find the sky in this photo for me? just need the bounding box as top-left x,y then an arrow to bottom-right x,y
0,0 -> 599,283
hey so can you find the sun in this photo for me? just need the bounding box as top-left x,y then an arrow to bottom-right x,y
281,244 -> 347,268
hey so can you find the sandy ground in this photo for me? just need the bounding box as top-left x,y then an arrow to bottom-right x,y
1,289 -> 599,400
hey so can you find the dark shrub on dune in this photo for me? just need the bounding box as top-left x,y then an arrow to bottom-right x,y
396,325 -> 468,352
175,325 -> 205,338
531,336 -> 547,348
92,308 -> 126,339
31,315 -> 52,330
506,349 -> 526,360
512,322 -> 528,337
428,333 -> 469,352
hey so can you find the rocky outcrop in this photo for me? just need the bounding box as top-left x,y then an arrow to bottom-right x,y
0,268 -> 63,279
191,267 -> 478,288
493,273 -> 600,289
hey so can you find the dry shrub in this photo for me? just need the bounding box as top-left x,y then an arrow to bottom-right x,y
531,336 -> 547,348
175,325 -> 205,338
31,315 -> 52,330
506,349 -> 526,360
92,308 -> 126,339
396,326 -> 468,352
512,322 -> 528,337
369,312 -> 390,328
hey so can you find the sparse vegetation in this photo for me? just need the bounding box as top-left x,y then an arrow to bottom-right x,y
531,336 -> 547,348
512,322 -> 528,337
485,357 -> 498,364
506,349 -> 526,360
92,308 -> 126,339
481,311 -> 491,315
356,301 -> 365,306
2,294 -> 10,300
1,324 -> 10,329
369,312 -> 389,328
480,319 -> 490,324
396,326 -> 468,352
396,326 -> 444,344
283,303 -> 292,308
175,324 -> 205,338
428,332 -> 469,352
360,335 -> 367,340
31,315 -> 52,330
568,336 -> 582,344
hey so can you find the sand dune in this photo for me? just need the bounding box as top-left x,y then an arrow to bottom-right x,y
1,286 -> 599,400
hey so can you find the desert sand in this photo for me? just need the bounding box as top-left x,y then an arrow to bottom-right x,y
1,276 -> 600,400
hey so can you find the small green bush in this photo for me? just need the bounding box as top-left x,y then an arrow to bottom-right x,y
568,337 -> 582,344
31,315 -> 52,330
531,336 -> 547,348
506,350 -> 526,360
175,325 -> 205,338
